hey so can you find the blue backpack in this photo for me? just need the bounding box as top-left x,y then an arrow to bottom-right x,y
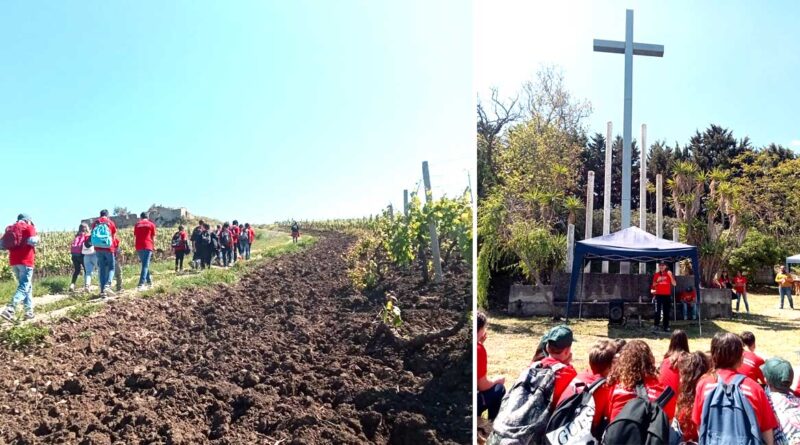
90,222 -> 113,248
698,374 -> 762,445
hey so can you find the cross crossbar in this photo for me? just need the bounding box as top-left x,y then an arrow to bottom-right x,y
593,39 -> 665,57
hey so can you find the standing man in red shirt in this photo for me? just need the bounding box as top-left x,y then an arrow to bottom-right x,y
734,271 -> 749,314
133,212 -> 157,291
0,214 -> 39,322
651,262 -> 677,333
245,223 -> 255,260
91,209 -> 118,298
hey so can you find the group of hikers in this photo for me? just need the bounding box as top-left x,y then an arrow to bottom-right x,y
479,314 -> 800,445
713,266 -> 796,313
0,211 -> 282,322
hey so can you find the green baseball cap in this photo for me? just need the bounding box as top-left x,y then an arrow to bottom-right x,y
762,357 -> 794,391
543,325 -> 575,350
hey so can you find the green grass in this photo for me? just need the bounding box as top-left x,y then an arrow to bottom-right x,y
0,323 -> 49,349
65,303 -> 100,320
486,290 -> 800,385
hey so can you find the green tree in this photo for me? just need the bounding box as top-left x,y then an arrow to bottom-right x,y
687,124 -> 750,172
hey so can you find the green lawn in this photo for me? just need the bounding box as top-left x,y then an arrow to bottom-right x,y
485,289 -> 800,385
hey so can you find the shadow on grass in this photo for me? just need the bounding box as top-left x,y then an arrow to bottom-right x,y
605,312 -> 799,341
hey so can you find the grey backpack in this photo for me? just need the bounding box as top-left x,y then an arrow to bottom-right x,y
489,361 -> 566,445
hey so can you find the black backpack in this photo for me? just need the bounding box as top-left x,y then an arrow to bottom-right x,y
545,378 -> 606,445
171,232 -> 182,248
488,362 -> 566,445
199,231 -> 212,247
220,230 -> 231,246
602,384 -> 674,445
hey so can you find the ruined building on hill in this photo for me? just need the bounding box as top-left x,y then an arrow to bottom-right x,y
82,205 -> 191,229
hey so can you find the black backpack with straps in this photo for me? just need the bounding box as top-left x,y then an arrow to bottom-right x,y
602,384 -> 674,445
545,378 -> 606,445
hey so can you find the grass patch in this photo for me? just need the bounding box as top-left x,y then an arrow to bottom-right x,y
37,294 -> 90,313
487,291 -> 800,385
0,323 -> 49,349
66,303 -> 100,320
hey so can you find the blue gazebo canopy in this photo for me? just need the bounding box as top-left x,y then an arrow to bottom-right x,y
566,227 -> 703,330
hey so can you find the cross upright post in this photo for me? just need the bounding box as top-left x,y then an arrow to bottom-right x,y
594,9 -> 664,235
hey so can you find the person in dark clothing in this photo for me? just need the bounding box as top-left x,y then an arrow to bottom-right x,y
219,222 -> 233,267
194,224 -> 213,269
189,219 -> 205,270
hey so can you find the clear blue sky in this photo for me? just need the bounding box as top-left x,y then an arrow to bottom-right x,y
4,1 -> 473,231
476,0 -> 800,151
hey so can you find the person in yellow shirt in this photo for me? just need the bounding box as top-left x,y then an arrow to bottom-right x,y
776,266 -> 794,310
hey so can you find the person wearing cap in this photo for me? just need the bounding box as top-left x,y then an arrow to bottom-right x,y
651,261 -> 677,333
529,325 -> 577,410
762,357 -> 800,443
0,214 -> 39,322
476,312 -> 506,421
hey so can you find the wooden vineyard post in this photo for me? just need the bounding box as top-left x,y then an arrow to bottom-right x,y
403,189 -> 409,218
422,161 -> 444,283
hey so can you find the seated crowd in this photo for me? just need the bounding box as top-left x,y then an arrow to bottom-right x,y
478,311 -> 800,445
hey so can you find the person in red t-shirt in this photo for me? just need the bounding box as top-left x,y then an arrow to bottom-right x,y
557,339 -> 617,439
651,262 -> 677,332
0,214 -> 39,322
477,312 -> 506,420
692,333 -> 777,444
92,209 -> 118,298
734,271 -> 749,313
659,329 -> 690,418
674,351 -> 711,442
604,340 -> 676,424
737,331 -> 766,385
244,223 -> 255,260
231,220 -> 241,263
133,212 -> 157,291
530,325 -> 578,410
172,225 -> 189,272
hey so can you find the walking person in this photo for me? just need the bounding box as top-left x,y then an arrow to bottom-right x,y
291,220 -> 300,244
201,224 -> 215,269
231,220 -> 240,263
82,236 -> 97,292
112,236 -> 123,292
651,261 -> 677,333
0,214 -> 39,322
237,224 -> 250,261
776,266 -> 794,310
214,224 -> 222,266
69,224 -> 89,292
189,219 -> 205,270
245,223 -> 255,260
172,225 -> 189,272
219,223 -> 233,267
133,212 -> 156,291
734,270 -> 750,313
90,209 -> 118,299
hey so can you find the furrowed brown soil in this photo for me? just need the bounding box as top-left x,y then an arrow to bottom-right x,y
0,233 -> 471,444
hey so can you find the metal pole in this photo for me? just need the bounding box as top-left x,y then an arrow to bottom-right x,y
603,122 -> 612,274
639,124 -> 647,274
403,190 -> 409,218
585,171 -> 595,273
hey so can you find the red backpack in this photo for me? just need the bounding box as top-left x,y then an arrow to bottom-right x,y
2,223 -> 26,250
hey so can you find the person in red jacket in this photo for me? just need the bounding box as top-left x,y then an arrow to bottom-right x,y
133,212 -> 157,291
91,209 -> 118,298
651,262 -> 677,332
605,340 -> 676,424
0,214 -> 39,322
737,331 -> 766,385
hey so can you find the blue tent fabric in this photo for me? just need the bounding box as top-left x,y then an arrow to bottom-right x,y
787,254 -> 800,271
566,227 -> 703,332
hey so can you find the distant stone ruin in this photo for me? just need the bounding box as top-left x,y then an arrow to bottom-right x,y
82,205 -> 191,229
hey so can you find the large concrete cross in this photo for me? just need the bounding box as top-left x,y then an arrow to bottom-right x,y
594,9 -> 663,232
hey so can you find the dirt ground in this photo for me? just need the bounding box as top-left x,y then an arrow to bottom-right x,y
0,233 -> 471,444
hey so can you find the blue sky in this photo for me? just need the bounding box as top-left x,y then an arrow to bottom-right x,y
3,1 -> 473,231
476,0 -> 800,150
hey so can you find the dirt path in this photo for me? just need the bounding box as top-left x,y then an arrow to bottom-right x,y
0,233 -> 470,444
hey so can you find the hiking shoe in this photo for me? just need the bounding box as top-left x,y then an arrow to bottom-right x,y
23,313 -> 34,321
104,286 -> 115,296
0,308 -> 15,323
69,283 -> 75,292
136,285 -> 145,292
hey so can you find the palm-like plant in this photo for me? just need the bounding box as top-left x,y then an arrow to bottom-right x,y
563,196 -> 583,226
